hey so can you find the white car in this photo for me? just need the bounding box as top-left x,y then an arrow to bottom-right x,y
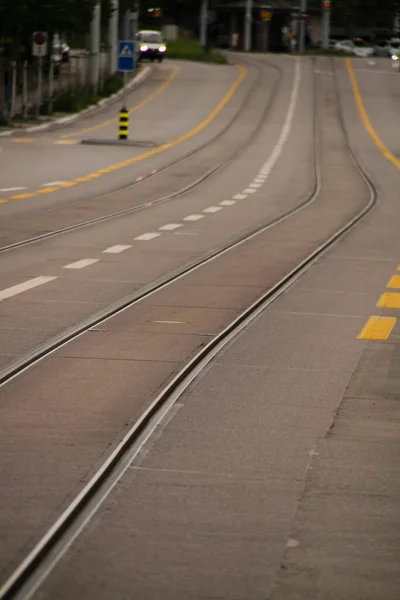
136,30 -> 167,62
335,39 -> 375,57
386,38 -> 400,57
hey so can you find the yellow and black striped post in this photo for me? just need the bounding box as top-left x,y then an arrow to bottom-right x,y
119,107 -> 129,140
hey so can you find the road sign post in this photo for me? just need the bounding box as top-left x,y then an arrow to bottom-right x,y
117,41 -> 135,139
32,32 -> 47,118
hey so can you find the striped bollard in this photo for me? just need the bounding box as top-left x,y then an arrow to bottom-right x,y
119,107 -> 129,140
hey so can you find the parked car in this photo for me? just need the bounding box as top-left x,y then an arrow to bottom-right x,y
335,39 -> 375,57
136,30 -> 166,62
386,38 -> 400,57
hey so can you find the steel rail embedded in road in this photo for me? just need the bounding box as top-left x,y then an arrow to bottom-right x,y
0,56 -> 281,254
0,58 -> 378,600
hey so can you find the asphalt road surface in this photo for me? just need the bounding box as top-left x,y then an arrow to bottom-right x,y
0,55 -> 399,600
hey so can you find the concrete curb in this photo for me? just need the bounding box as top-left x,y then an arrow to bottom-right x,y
0,66 -> 152,137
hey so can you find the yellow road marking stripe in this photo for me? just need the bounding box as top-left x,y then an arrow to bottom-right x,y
37,187 -> 59,193
0,199 -> 7,203
358,316 -> 396,340
60,67 -> 180,139
11,193 -> 35,199
13,138 -> 33,143
377,292 -> 400,309
387,275 -> 400,289
346,59 -> 400,169
3,65 -> 246,203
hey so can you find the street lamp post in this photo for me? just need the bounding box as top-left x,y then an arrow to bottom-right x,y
244,0 -> 253,52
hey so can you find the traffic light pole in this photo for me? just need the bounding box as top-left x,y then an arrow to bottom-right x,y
298,0 -> 307,53
322,4 -> 331,50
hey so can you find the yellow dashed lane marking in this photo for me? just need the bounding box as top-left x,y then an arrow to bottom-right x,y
3,65 -> 246,203
37,187 -> 59,194
11,193 -> 35,199
13,138 -> 33,143
346,59 -> 400,170
387,275 -> 400,288
358,316 -> 397,340
377,292 -> 400,309
60,67 -> 180,139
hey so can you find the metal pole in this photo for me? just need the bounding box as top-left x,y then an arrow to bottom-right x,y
322,7 -> 331,50
109,0 -> 119,74
10,62 -> 17,120
200,0 -> 208,47
22,61 -> 28,119
48,57 -> 54,114
298,0 -> 307,53
36,57 -> 42,118
244,0 -> 253,52
90,2 -> 101,93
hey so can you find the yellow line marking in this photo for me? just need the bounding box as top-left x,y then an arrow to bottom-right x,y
358,316 -> 397,340
11,193 -> 35,199
13,138 -> 33,143
346,59 -> 400,169
0,199 -> 7,203
3,65 -> 246,203
60,67 -> 180,139
377,292 -> 400,309
387,275 -> 400,289
37,187 -> 59,194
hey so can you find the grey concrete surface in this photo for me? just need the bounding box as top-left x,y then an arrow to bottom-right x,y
0,55 -> 301,370
17,57 -> 400,600
0,60 -> 253,222
0,56 -> 379,597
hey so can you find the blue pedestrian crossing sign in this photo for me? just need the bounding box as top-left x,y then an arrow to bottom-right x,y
118,41 -> 135,72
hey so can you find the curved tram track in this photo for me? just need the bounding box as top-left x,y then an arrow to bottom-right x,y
0,56 -> 281,253
0,58 -> 377,599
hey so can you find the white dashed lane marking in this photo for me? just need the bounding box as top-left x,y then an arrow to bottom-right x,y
103,245 -> 132,254
203,206 -> 223,213
250,183 -> 262,188
220,200 -> 236,206
0,276 -> 57,301
183,214 -> 204,221
243,188 -> 257,194
63,259 -> 99,269
0,187 -> 26,192
233,193 -> 247,200
134,232 -> 161,241
158,223 -> 183,231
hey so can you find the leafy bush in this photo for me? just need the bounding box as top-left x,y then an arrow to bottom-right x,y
52,73 -> 125,113
166,40 -> 227,64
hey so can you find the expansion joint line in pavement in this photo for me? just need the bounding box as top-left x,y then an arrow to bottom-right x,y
0,65 -> 247,204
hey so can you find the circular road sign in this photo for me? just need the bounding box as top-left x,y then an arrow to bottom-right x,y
33,32 -> 47,46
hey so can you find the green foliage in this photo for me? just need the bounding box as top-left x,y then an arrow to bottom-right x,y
166,40 -> 227,63
0,0 -> 98,60
52,72 -> 125,113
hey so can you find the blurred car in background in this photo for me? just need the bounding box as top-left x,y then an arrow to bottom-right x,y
335,39 -> 375,57
136,30 -> 166,62
53,35 -> 70,62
